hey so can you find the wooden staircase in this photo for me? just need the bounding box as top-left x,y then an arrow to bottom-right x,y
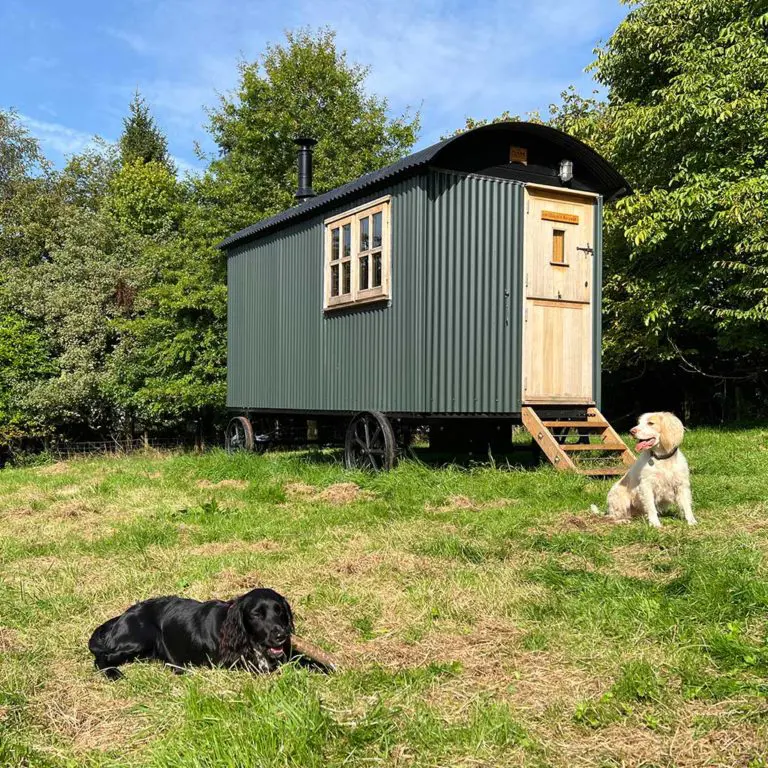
521,406 -> 634,477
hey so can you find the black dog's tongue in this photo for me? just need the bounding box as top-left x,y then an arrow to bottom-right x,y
267,646 -> 284,657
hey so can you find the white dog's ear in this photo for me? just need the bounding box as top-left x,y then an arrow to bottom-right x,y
658,412 -> 684,454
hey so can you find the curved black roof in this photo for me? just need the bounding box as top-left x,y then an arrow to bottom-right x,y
219,121 -> 630,250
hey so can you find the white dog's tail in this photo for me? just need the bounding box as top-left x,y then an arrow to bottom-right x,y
589,504 -> 602,516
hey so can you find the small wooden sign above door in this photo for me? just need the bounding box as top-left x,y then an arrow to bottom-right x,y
542,210 -> 579,224
509,146 -> 528,165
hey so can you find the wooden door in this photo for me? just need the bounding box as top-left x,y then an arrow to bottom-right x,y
522,186 -> 596,404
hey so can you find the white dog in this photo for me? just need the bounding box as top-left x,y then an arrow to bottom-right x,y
591,412 -> 696,528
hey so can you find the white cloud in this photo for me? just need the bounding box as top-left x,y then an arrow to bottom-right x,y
103,26 -> 151,55
20,115 -> 103,157
293,0 -> 624,144
17,0 -> 627,170
25,55 -> 58,72
172,154 -> 201,176
20,114 -> 200,176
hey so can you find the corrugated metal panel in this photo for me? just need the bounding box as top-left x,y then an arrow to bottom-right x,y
229,169 -> 529,416
227,177 -> 427,412
425,170 -> 523,414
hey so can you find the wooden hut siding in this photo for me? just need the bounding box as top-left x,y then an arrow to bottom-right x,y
592,195 -> 603,409
425,170 -> 524,413
226,176 -> 429,413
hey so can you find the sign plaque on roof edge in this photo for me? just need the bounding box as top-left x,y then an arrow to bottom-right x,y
509,146 -> 528,165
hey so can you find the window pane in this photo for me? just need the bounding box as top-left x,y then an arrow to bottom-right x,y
359,216 -> 369,252
359,255 -> 369,291
331,264 -> 339,296
552,229 -> 565,263
343,223 -> 351,259
342,261 -> 351,294
372,212 -> 382,248
372,252 -> 382,287
331,228 -> 339,261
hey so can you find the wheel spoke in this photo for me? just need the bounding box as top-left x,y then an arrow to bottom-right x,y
345,412 -> 395,472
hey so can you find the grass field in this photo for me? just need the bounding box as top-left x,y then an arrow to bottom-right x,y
1,428 -> 768,767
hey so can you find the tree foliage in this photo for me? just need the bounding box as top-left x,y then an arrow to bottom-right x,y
202,28 -> 419,235
106,158 -> 182,237
112,28 -> 420,433
0,111 -> 60,268
0,313 -> 54,442
119,91 -> 174,171
591,0 -> 768,378
456,0 -> 768,415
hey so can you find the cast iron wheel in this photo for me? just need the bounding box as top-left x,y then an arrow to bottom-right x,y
225,416 -> 254,453
344,411 -> 396,471
250,417 -> 277,453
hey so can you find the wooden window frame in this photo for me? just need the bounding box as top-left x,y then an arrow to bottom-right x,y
324,196 -> 392,310
551,227 -> 568,267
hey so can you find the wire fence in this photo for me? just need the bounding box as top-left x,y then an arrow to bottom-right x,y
48,436 -> 203,460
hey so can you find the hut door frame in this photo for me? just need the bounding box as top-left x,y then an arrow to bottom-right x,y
522,185 -> 597,405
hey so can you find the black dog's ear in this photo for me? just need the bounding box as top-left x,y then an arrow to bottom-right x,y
219,599 -> 250,667
283,597 -> 294,633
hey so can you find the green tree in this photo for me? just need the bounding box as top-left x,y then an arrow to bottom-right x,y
0,112 -> 61,445
115,28 -> 420,435
0,314 -> 55,444
107,233 -> 226,434
201,27 -> 419,235
0,110 -> 61,268
106,158 -> 182,237
4,205 -> 144,437
589,0 -> 768,384
58,140 -> 119,212
119,91 -> 173,171
0,109 -> 45,188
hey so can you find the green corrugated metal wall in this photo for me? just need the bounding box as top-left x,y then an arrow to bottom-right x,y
227,177 -> 428,413
227,170 -> 527,414
425,170 -> 523,413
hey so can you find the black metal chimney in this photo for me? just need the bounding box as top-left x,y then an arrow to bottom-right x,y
294,137 -> 317,203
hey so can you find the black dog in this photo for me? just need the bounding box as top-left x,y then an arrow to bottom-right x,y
89,587 -> 302,680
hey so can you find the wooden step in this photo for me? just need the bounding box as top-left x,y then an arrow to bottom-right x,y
577,467 -> 627,476
561,443 -> 627,452
521,406 -> 577,471
522,405 -> 636,477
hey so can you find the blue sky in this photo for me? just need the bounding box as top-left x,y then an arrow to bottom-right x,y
1,0 -> 628,174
